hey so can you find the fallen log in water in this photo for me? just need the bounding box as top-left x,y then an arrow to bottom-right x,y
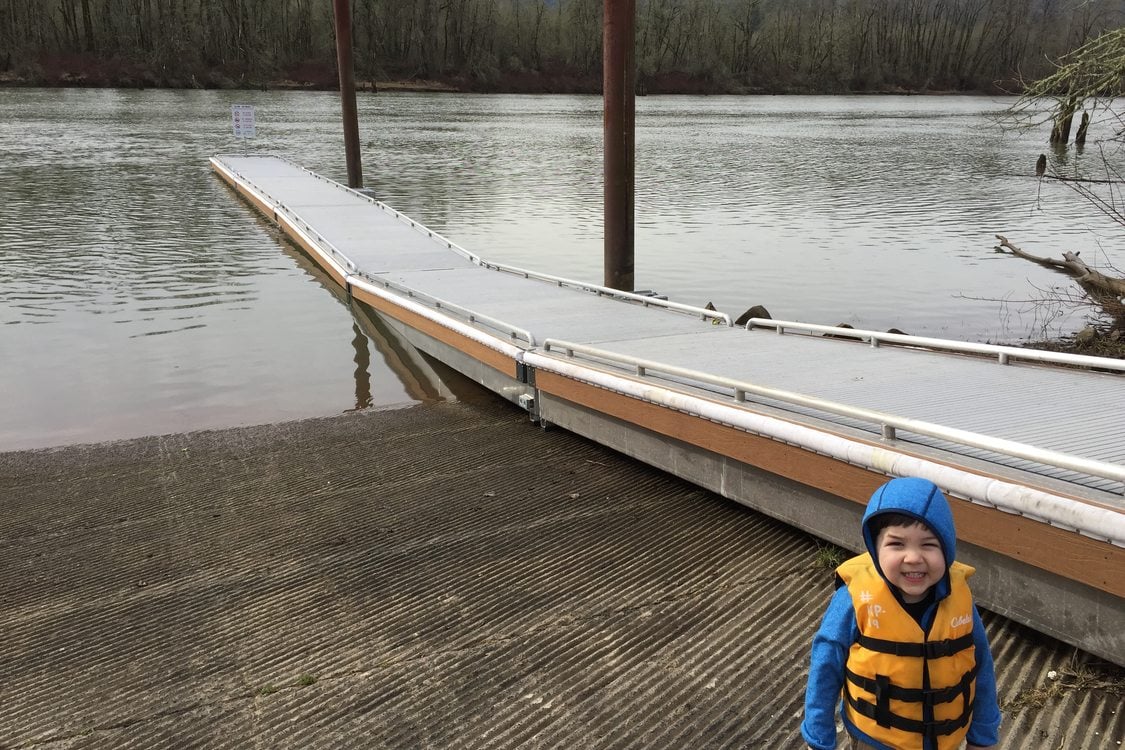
994,234 -> 1125,299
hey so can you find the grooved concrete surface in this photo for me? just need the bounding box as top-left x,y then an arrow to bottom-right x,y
0,399 -> 1120,749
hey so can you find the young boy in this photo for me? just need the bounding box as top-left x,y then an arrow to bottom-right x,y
801,477 -> 1002,750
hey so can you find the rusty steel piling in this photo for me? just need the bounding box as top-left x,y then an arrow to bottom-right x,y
603,0 -> 636,292
332,0 -> 363,189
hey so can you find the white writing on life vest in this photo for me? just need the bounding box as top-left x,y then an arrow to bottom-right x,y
858,591 -> 881,628
950,614 -> 972,629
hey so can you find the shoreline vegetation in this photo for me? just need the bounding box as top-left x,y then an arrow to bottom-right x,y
6,1 -> 1122,98
0,58 -> 1002,96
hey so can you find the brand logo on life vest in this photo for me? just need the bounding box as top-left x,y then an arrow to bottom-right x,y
950,613 -> 972,629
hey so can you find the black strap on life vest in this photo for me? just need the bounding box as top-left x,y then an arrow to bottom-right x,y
856,631 -> 974,659
844,673 -> 975,737
845,662 -> 979,705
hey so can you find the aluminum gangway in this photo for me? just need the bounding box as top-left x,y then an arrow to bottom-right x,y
211,154 -> 1124,665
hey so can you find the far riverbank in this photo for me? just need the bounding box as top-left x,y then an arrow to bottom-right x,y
0,55 -> 1013,96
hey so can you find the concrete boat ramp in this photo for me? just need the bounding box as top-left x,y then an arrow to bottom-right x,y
0,401 -> 1121,748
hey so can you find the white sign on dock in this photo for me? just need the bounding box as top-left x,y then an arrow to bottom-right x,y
231,105 -> 256,138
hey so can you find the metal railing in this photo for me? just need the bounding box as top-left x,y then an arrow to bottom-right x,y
358,273 -> 536,346
479,260 -> 733,325
541,338 -> 1125,489
747,319 -> 1125,373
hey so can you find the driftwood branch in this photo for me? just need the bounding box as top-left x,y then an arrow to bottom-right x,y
994,235 -> 1125,298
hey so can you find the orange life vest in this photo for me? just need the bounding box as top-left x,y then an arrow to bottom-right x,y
837,554 -> 978,750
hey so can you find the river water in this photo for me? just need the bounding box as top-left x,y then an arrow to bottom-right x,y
1,89 -> 1118,450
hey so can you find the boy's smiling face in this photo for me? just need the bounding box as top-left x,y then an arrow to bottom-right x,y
875,522 -> 945,603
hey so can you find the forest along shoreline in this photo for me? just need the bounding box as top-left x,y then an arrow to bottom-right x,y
4,0 -> 1116,96
0,62 -> 1002,96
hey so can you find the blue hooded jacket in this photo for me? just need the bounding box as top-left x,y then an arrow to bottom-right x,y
800,477 -> 1002,749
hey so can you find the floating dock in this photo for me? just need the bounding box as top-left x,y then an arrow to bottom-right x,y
209,154 -> 1124,666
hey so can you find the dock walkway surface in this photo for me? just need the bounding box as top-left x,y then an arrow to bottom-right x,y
1,400 -> 1121,749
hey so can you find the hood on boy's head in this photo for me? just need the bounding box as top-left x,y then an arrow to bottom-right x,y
862,477 -> 957,570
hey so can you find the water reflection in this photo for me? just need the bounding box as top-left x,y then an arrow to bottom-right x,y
349,323 -> 374,412
349,301 -> 480,404
290,242 -> 484,412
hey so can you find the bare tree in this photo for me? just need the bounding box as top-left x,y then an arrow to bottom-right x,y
997,26 -> 1125,346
